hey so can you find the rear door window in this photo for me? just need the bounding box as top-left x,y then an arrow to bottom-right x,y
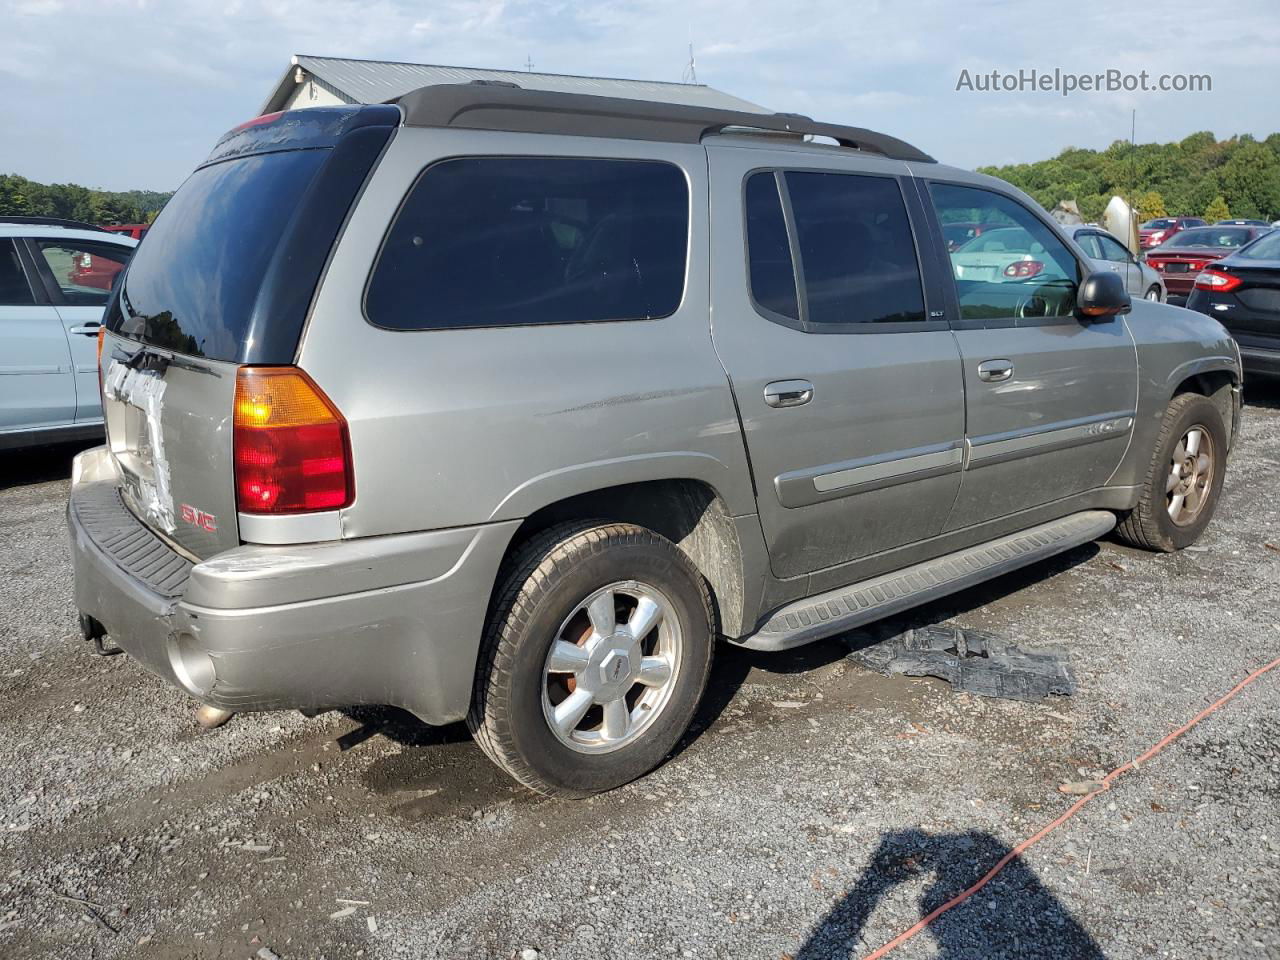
365,157 -> 689,330
35,240 -> 130,306
784,171 -> 926,327
744,172 -> 799,322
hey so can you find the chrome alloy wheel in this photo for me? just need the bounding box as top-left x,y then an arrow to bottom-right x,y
541,580 -> 682,754
1166,425 -> 1215,526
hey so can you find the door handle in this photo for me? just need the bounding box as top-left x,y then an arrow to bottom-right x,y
69,322 -> 102,337
763,379 -> 814,408
977,359 -> 1014,383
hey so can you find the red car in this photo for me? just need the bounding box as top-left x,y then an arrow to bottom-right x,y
103,223 -> 149,241
1139,217 -> 1206,250
1144,225 -> 1272,303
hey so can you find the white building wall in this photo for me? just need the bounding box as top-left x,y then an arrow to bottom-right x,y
282,78 -> 346,110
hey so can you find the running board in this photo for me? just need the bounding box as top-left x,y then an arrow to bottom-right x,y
736,510 -> 1116,652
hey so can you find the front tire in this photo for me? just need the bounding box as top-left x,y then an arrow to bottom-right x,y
1145,286 -> 1162,302
1115,393 -> 1227,552
468,521 -> 714,797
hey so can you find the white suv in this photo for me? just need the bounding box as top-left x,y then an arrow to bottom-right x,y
0,217 -> 137,449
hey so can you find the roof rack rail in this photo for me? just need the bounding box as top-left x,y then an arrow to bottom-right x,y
393,83 -> 935,163
0,215 -> 108,232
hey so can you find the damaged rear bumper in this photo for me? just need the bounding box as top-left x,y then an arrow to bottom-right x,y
67,446 -> 518,725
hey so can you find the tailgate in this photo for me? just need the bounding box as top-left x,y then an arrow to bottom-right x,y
101,336 -> 240,558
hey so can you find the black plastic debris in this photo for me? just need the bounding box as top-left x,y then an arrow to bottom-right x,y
847,625 -> 1076,701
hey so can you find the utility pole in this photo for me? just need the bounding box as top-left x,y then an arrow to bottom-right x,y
525,55 -> 534,72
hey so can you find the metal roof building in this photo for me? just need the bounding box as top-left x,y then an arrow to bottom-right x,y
260,54 -> 768,116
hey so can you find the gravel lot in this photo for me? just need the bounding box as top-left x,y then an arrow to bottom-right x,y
2,383 -> 1278,960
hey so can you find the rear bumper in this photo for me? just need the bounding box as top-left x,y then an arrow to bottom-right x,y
68,447 -> 518,724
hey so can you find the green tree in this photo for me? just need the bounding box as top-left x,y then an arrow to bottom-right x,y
1136,190 -> 1168,219
1204,195 -> 1231,222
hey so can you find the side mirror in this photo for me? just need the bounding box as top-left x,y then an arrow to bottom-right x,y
1077,270 -> 1131,319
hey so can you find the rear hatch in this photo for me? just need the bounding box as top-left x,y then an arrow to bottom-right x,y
101,105 -> 399,559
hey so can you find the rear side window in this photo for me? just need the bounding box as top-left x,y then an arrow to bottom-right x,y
35,239 -> 131,306
784,171 -> 925,327
0,240 -> 35,305
366,157 -> 689,330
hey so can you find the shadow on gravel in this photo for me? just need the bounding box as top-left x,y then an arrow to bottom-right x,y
0,439 -> 98,490
796,828 -> 1106,960
1243,378 -> 1280,411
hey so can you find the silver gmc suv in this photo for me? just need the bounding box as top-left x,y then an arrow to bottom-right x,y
69,84 -> 1242,797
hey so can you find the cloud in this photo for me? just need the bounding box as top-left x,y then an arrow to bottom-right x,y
0,0 -> 1276,189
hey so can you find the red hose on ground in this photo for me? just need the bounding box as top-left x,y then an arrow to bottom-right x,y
861,654 -> 1280,960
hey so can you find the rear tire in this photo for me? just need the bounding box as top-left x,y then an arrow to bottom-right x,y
1115,393 -> 1227,552
468,521 -> 714,797
1145,286 -> 1162,302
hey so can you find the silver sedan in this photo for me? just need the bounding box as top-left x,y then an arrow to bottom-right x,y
1067,224 -> 1166,302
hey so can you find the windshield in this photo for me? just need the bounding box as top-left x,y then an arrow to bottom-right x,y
1237,230 -> 1280,261
1161,227 -> 1251,250
1142,219 -> 1176,230
115,149 -> 328,360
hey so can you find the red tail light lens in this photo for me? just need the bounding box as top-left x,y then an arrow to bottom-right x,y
1193,268 -> 1242,292
233,367 -> 353,514
1004,260 -> 1044,279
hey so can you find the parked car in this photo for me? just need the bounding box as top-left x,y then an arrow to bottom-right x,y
69,88 -> 1241,797
1146,225 -> 1271,304
947,226 -> 1052,280
1066,224 -> 1165,301
1215,219 -> 1269,227
0,216 -> 136,450
103,224 -> 150,241
1186,228 -> 1280,378
940,220 -> 995,252
1139,216 -> 1206,250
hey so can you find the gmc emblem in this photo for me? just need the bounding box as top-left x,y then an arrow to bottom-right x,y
180,504 -> 218,533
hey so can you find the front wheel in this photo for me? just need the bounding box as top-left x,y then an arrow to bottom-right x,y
468,522 -> 714,797
1145,286 -> 1162,302
1115,392 -> 1227,552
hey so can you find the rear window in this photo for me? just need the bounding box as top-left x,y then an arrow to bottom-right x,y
365,157 -> 689,330
116,150 -> 326,359
1164,227 -> 1251,249
1238,231 -> 1280,260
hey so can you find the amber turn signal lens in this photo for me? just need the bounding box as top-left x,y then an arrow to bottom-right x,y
233,367 -> 353,515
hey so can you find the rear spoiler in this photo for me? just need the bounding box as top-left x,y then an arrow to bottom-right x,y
204,104 -> 401,167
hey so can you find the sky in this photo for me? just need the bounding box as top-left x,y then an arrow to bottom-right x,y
3,0 -> 1278,191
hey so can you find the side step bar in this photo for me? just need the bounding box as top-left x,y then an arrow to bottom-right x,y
736,510 -> 1116,652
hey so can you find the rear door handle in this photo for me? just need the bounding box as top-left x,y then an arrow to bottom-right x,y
977,359 -> 1014,383
69,322 -> 102,337
764,379 -> 814,408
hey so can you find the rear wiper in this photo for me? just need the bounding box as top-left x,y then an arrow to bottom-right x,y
110,343 -> 220,378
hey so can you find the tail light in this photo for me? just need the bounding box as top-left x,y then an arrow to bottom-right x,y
1194,268 -> 1243,292
233,367 -> 353,514
1004,260 -> 1044,279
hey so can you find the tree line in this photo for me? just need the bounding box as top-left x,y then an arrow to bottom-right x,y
4,129 -> 1278,231
979,131 -> 1280,224
0,174 -> 172,226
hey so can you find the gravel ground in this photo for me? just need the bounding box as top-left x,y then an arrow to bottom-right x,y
1,382 -> 1278,960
